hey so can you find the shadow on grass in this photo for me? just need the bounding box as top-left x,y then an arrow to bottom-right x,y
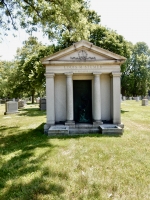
0,123 -> 67,200
121,109 -> 129,114
0,126 -> 19,132
18,107 -> 46,117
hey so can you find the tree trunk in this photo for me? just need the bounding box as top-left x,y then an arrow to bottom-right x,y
31,90 -> 35,104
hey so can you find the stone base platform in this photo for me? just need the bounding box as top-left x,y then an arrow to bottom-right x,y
99,125 -> 123,135
46,123 -> 123,136
70,123 -> 99,134
48,125 -> 69,136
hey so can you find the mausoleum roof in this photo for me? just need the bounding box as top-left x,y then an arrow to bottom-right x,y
41,40 -> 126,65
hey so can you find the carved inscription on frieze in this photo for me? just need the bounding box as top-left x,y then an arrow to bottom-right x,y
64,65 -> 102,73
64,65 -> 101,69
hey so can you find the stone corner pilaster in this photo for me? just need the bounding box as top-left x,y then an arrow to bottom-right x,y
44,73 -> 55,78
111,72 -> 122,77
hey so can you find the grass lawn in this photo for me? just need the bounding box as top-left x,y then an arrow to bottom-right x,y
0,101 -> 150,200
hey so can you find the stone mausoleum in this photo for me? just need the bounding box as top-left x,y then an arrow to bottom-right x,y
42,40 -> 126,135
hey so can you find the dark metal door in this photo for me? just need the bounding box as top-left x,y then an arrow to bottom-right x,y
73,80 -> 92,123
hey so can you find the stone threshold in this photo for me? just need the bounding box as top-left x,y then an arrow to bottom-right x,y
47,123 -> 123,136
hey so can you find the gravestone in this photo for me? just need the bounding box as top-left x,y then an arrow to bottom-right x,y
18,100 -> 26,108
142,99 -> 148,106
36,97 -> 40,104
135,97 -> 139,101
123,96 -> 126,101
40,98 -> 46,110
4,101 -> 19,114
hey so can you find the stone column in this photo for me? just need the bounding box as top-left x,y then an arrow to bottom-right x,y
93,73 -> 103,125
111,72 -> 122,124
65,73 -> 75,126
45,73 -> 55,125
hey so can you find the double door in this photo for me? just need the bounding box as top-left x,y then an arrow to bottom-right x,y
73,80 -> 92,123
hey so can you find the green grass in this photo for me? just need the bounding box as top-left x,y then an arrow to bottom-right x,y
0,101 -> 150,200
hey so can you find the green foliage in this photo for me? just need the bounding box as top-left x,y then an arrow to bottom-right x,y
0,37 -> 56,99
0,0 -> 100,41
1,0 -> 150,98
56,24 -> 130,67
14,37 -> 55,99
89,25 -> 131,72
121,42 -> 150,96
0,61 -> 17,98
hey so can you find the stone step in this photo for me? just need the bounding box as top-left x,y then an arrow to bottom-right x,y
47,124 -> 123,136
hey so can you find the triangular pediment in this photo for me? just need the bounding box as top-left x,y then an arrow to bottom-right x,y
42,40 -> 126,65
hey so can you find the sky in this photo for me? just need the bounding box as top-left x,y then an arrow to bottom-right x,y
0,0 -> 150,61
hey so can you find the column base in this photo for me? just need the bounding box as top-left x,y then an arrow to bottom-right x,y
65,121 -> 75,128
113,121 -> 121,125
93,121 -> 103,126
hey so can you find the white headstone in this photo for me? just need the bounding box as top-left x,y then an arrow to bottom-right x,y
5,101 -> 19,114
123,96 -> 126,101
18,100 -> 26,108
36,97 -> 40,104
40,98 -> 46,111
142,99 -> 148,106
136,97 -> 139,102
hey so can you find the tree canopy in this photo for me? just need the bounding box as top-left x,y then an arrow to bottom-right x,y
121,42 -> 150,96
89,25 -> 131,72
0,0 -> 100,41
14,37 -> 56,102
0,37 -> 56,101
1,0 -> 150,99
0,60 -> 16,98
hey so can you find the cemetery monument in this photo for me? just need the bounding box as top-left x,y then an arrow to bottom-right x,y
42,40 -> 126,135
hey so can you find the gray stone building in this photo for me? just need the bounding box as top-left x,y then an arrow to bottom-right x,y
42,40 -> 126,135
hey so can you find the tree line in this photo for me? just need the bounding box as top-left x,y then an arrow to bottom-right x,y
0,0 -> 150,101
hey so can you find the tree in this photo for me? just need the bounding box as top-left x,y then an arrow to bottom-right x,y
89,25 -> 131,72
0,60 -> 16,98
14,37 -> 56,103
121,42 -> 150,96
0,0 -> 100,41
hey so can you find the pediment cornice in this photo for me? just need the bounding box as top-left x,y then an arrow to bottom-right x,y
41,40 -> 126,66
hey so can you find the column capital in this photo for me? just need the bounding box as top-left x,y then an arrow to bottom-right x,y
93,72 -> 102,76
44,73 -> 55,78
110,72 -> 122,77
65,72 -> 73,77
